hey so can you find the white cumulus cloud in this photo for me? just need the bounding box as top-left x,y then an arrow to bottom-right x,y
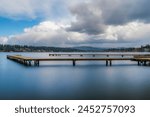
0,37 -> 8,44
5,21 -> 88,46
0,21 -> 148,47
0,0 -> 88,20
104,21 -> 150,43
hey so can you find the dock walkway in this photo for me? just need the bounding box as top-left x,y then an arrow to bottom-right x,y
7,54 -> 150,66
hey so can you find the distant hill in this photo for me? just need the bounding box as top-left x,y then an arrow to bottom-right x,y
72,46 -> 105,51
0,44 -> 142,52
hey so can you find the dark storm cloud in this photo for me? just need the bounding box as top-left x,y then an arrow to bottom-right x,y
68,0 -> 150,34
67,3 -> 106,35
102,0 -> 150,24
129,0 -> 150,23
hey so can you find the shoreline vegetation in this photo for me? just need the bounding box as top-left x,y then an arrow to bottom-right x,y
0,44 -> 149,52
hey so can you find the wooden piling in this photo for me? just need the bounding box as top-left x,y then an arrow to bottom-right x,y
110,60 -> 112,66
144,61 -> 147,66
73,60 -> 76,66
138,61 -> 140,66
148,62 -> 150,66
34,60 -> 39,66
28,61 -> 31,66
106,60 -> 108,66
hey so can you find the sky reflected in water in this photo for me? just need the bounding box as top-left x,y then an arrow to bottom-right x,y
0,52 -> 150,100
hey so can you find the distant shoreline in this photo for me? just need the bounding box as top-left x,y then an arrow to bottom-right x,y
0,44 -> 149,52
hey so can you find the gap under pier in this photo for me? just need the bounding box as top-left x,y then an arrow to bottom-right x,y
6,54 -> 150,67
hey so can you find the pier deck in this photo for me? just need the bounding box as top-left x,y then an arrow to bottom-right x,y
7,54 -> 150,66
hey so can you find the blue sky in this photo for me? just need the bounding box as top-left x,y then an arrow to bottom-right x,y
0,17 -> 39,36
0,0 -> 150,47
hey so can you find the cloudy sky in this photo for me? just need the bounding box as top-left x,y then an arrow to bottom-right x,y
0,0 -> 150,47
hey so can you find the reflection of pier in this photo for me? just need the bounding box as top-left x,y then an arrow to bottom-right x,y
7,54 -> 150,66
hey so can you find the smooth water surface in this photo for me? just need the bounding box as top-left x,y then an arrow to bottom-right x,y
0,52 -> 150,100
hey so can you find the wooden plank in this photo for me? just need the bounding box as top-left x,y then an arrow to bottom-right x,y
7,55 -> 133,61
7,55 -> 33,60
49,53 -> 150,56
133,58 -> 150,61
32,58 -> 132,61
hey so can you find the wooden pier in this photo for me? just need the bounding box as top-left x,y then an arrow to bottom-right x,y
132,57 -> 150,66
7,54 -> 150,67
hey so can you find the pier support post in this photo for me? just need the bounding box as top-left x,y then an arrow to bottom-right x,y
34,61 -> 36,66
73,60 -> 76,66
37,61 -> 39,66
24,60 -> 28,66
106,60 -> 108,66
34,60 -> 39,66
28,61 -> 31,66
140,61 -> 143,66
144,61 -> 147,66
110,60 -> 112,66
25,61 -> 28,66
138,61 -> 140,66
149,62 -> 150,66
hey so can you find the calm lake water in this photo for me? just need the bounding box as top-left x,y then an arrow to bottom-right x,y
0,52 -> 150,100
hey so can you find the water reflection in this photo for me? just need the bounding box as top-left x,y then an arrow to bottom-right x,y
0,52 -> 150,99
